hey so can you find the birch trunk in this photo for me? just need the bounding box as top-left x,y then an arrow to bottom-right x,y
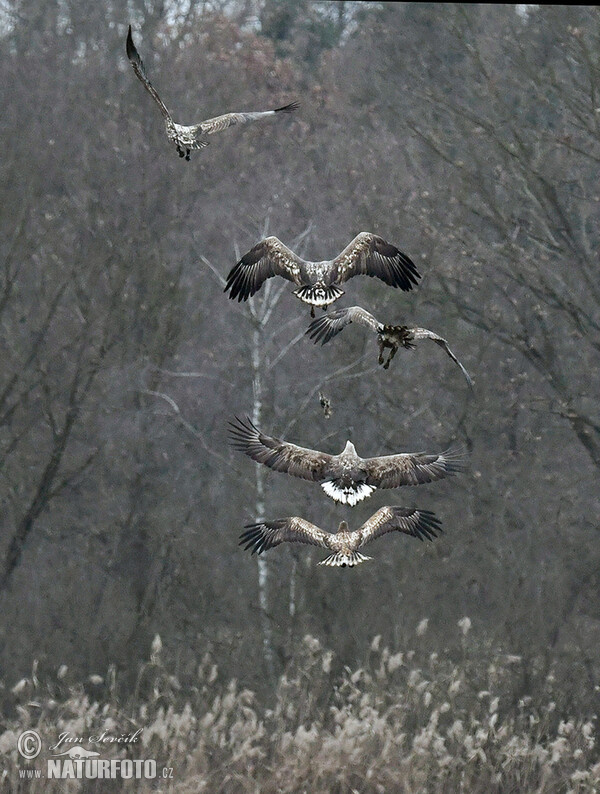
251,320 -> 274,677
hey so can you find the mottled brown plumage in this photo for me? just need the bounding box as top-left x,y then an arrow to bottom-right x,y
306,305 -> 473,386
229,417 -> 464,505
224,234 -> 420,315
240,506 -> 443,567
126,26 -> 298,160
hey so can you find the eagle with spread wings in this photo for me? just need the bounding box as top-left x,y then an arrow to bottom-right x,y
306,305 -> 473,386
126,26 -> 298,160
224,234 -> 420,316
229,417 -> 464,506
240,506 -> 443,567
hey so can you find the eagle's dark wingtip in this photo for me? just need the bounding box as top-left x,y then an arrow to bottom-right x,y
126,25 -> 137,62
304,320 -> 322,344
275,101 -> 300,113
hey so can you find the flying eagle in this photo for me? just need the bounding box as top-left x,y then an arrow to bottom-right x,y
228,416 -> 464,506
306,305 -> 473,386
126,26 -> 299,160
240,506 -> 443,567
224,233 -> 420,316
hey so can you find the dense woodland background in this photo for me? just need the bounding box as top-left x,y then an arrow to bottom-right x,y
1,1 -> 599,789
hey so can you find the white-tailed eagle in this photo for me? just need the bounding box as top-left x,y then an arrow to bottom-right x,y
240,506 -> 443,567
126,26 -> 298,160
229,416 -> 464,506
306,305 -> 473,386
224,234 -> 420,316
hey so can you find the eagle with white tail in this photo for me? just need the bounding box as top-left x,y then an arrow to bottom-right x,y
224,233 -> 420,316
228,416 -> 464,506
126,26 -> 298,160
240,506 -> 443,567
306,305 -> 473,386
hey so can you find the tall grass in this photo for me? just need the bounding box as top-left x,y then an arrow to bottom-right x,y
1,621 -> 598,793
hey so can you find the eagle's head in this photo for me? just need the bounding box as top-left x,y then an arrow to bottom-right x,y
341,440 -> 357,456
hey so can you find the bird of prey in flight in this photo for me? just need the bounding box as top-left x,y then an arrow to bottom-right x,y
229,416 -> 464,506
224,233 -> 420,316
126,26 -> 298,160
306,305 -> 473,386
240,506 -> 443,567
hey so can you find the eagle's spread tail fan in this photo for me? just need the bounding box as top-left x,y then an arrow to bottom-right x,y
382,325 -> 417,349
293,284 -> 344,307
318,551 -> 372,568
321,480 -> 375,505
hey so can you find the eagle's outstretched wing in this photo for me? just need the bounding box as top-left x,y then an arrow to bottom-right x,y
224,237 -> 305,301
330,233 -> 420,290
240,517 -> 331,555
306,306 -> 382,345
353,506 -> 443,548
411,328 -> 473,388
228,416 -> 332,482
362,448 -> 466,489
198,102 -> 299,135
126,26 -> 173,122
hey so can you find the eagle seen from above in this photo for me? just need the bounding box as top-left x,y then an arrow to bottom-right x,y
240,506 -> 443,567
229,416 -> 464,506
224,233 -> 421,316
306,305 -> 473,386
126,26 -> 299,160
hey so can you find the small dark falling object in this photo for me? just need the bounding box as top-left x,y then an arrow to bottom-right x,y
319,392 -> 332,419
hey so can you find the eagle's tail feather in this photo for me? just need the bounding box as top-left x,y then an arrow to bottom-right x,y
293,284 -> 344,307
321,480 -> 375,505
318,551 -> 372,568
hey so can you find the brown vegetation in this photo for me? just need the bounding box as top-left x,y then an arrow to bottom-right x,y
0,2 -> 599,787
1,629 -> 599,792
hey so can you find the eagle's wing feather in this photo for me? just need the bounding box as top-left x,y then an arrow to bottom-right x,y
126,26 -> 173,122
199,102 -> 299,135
306,306 -> 381,345
224,237 -> 305,301
363,449 -> 465,489
351,506 -> 443,549
228,416 -> 332,482
330,233 -> 421,290
240,517 -> 331,555
411,328 -> 473,388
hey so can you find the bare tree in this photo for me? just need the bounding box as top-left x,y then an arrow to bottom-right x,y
398,5 -> 600,467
